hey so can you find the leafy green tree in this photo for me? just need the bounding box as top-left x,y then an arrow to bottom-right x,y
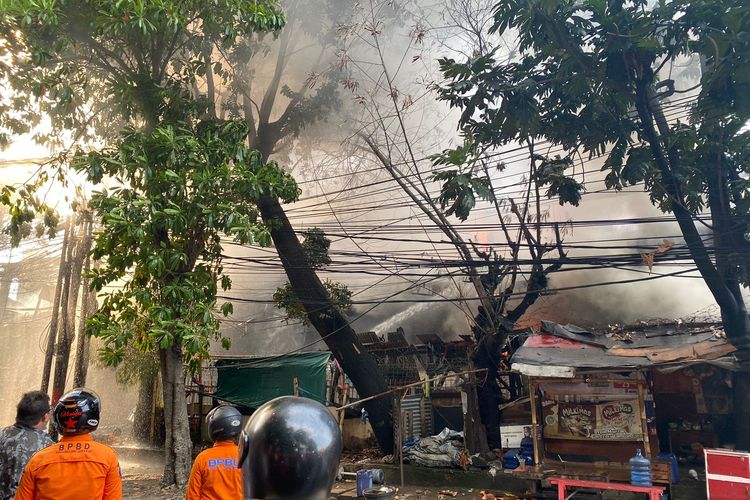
435,0 -> 750,448
0,0 -> 287,486
82,118 -> 298,483
3,0 -> 398,456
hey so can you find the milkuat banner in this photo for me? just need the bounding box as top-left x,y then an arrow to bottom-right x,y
542,398 -> 641,441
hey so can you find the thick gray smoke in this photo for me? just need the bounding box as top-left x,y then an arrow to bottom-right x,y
215,0 -> 725,355
0,232 -> 137,430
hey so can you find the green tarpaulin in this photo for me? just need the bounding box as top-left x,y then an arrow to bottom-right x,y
212,352 -> 331,409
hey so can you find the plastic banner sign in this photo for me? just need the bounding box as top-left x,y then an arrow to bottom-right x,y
542,399 -> 641,441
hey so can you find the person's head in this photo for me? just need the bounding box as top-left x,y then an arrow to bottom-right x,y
206,405 -> 242,442
238,396 -> 342,500
16,391 -> 51,429
53,388 -> 100,436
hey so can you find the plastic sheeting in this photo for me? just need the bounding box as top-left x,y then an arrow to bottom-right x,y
212,352 -> 330,409
403,427 -> 465,468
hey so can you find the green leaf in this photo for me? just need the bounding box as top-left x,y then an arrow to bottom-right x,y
220,302 -> 233,316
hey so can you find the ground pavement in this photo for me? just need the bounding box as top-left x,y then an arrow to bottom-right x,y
123,474 -> 707,499
122,476 -> 517,499
119,446 -> 707,499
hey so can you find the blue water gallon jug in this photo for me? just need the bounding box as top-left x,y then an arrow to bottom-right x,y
630,448 -> 652,487
356,469 -> 373,497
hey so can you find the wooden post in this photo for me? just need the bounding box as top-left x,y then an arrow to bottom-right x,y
293,377 -> 299,397
529,378 -> 541,466
636,371 -> 652,457
400,410 -> 405,490
329,364 -> 341,405
392,396 -> 401,462
398,392 -> 407,490
338,384 -> 348,433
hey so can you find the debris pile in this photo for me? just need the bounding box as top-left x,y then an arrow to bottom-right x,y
402,428 -> 465,468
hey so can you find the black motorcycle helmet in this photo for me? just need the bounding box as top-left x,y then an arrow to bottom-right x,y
238,396 -> 342,499
207,405 -> 243,441
53,388 -> 100,436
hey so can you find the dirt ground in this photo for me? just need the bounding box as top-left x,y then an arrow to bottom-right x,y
122,476 -> 512,499
123,474 -> 706,499
121,451 -> 705,499
123,476 -> 183,500
332,481 -> 524,499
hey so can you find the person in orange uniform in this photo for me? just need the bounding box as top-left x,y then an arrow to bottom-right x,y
186,405 -> 243,500
15,388 -> 121,500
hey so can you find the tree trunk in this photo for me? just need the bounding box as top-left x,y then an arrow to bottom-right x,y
159,344 -> 191,487
73,219 -> 94,387
463,378 -> 491,455
133,373 -> 157,443
734,366 -> 750,453
636,77 -> 750,450
50,219 -> 85,440
51,218 -> 81,402
245,59 -> 394,452
636,82 -> 749,339
257,194 -> 394,454
41,218 -> 71,393
471,329 -> 504,451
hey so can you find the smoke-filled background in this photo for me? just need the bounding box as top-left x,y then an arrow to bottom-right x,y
0,0 -> 731,429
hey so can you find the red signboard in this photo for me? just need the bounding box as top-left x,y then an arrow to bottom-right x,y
705,448 -> 750,499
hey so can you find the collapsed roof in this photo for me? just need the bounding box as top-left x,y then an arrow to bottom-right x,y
511,320 -> 738,378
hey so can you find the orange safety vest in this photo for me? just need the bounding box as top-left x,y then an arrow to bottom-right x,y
186,440 -> 242,500
15,434 -> 121,500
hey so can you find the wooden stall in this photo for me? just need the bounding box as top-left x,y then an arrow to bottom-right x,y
510,320 -> 739,487
528,371 -> 657,464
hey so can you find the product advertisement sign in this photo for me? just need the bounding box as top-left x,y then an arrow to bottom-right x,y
542,399 -> 641,441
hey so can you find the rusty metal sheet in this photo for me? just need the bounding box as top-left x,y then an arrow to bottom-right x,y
540,321 -> 613,348
511,345 -> 652,369
540,321 -> 717,350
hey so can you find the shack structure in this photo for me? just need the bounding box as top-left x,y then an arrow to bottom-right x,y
358,328 -> 529,446
510,320 -> 738,484
187,327 -> 532,450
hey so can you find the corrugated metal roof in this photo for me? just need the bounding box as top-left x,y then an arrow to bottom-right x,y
511,321 -> 738,375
